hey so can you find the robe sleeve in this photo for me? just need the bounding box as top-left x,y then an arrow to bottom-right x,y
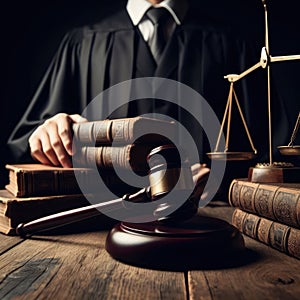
7,31 -> 82,162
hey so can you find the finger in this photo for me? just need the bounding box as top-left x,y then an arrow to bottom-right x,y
56,116 -> 74,157
67,114 -> 88,156
40,131 -> 61,166
191,163 -> 200,175
69,114 -> 88,123
192,162 -> 210,186
191,163 -> 207,170
192,170 -> 210,202
29,136 -> 53,165
48,123 -> 73,168
193,167 -> 210,185
191,163 -> 208,176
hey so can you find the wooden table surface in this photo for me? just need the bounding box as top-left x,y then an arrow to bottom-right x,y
0,202 -> 300,300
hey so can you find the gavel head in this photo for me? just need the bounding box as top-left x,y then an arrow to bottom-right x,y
147,145 -> 200,223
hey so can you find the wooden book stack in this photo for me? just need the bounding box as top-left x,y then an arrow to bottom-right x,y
1,117 -> 176,235
229,178 -> 300,260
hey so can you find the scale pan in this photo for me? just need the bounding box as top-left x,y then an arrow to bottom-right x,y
277,145 -> 300,156
207,152 -> 256,161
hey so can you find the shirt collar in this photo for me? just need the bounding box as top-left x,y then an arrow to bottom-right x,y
126,0 -> 189,26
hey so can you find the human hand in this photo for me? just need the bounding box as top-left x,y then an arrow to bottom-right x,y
191,163 -> 210,201
29,113 -> 87,168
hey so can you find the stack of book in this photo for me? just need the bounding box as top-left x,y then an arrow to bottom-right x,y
229,178 -> 300,259
72,116 -> 175,193
1,164 -> 96,235
1,117 -> 176,235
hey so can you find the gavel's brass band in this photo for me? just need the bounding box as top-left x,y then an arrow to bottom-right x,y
149,167 -> 194,198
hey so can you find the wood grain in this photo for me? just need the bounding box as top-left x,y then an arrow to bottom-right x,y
0,231 -> 186,300
189,203 -> 300,300
198,201 -> 233,223
0,234 -> 24,255
1,202 -> 300,299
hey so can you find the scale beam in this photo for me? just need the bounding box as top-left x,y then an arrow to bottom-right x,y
224,47 -> 268,83
224,48 -> 300,84
270,54 -> 300,63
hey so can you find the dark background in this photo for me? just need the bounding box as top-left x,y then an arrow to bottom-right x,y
1,0 -> 300,188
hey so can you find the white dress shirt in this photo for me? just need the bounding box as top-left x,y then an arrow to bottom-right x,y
126,0 -> 188,42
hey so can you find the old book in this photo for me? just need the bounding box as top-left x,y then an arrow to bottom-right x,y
72,116 -> 176,146
5,164 -> 98,197
232,208 -> 300,260
0,189 -> 94,235
228,178 -> 300,228
73,144 -> 154,175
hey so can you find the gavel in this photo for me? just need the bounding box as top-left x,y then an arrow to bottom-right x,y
16,145 -> 201,238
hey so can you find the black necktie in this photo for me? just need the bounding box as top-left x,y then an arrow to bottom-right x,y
146,7 -> 171,63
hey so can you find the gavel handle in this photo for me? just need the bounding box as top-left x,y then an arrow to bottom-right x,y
16,187 -> 151,238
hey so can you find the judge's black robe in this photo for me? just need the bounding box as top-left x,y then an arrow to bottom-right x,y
7,7 -> 290,182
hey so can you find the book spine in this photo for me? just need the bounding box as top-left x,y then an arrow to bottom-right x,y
232,208 -> 300,260
228,179 -> 300,228
111,118 -> 131,143
0,193 -> 103,235
74,145 -> 151,174
72,118 -> 137,145
72,117 -> 175,145
72,120 -> 112,145
14,171 -> 83,197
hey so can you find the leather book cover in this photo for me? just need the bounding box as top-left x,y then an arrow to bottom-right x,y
287,227 -> 300,259
0,189 -> 93,235
73,144 -> 154,175
232,208 -> 300,260
5,164 -> 97,197
229,179 -> 300,228
72,116 -> 176,146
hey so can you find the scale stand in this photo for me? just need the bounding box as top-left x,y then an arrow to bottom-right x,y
250,112 -> 300,183
208,0 -> 300,183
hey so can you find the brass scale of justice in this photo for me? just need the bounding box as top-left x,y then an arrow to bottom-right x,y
207,0 -> 300,183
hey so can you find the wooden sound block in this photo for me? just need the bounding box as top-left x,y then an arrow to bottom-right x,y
105,215 -> 245,270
